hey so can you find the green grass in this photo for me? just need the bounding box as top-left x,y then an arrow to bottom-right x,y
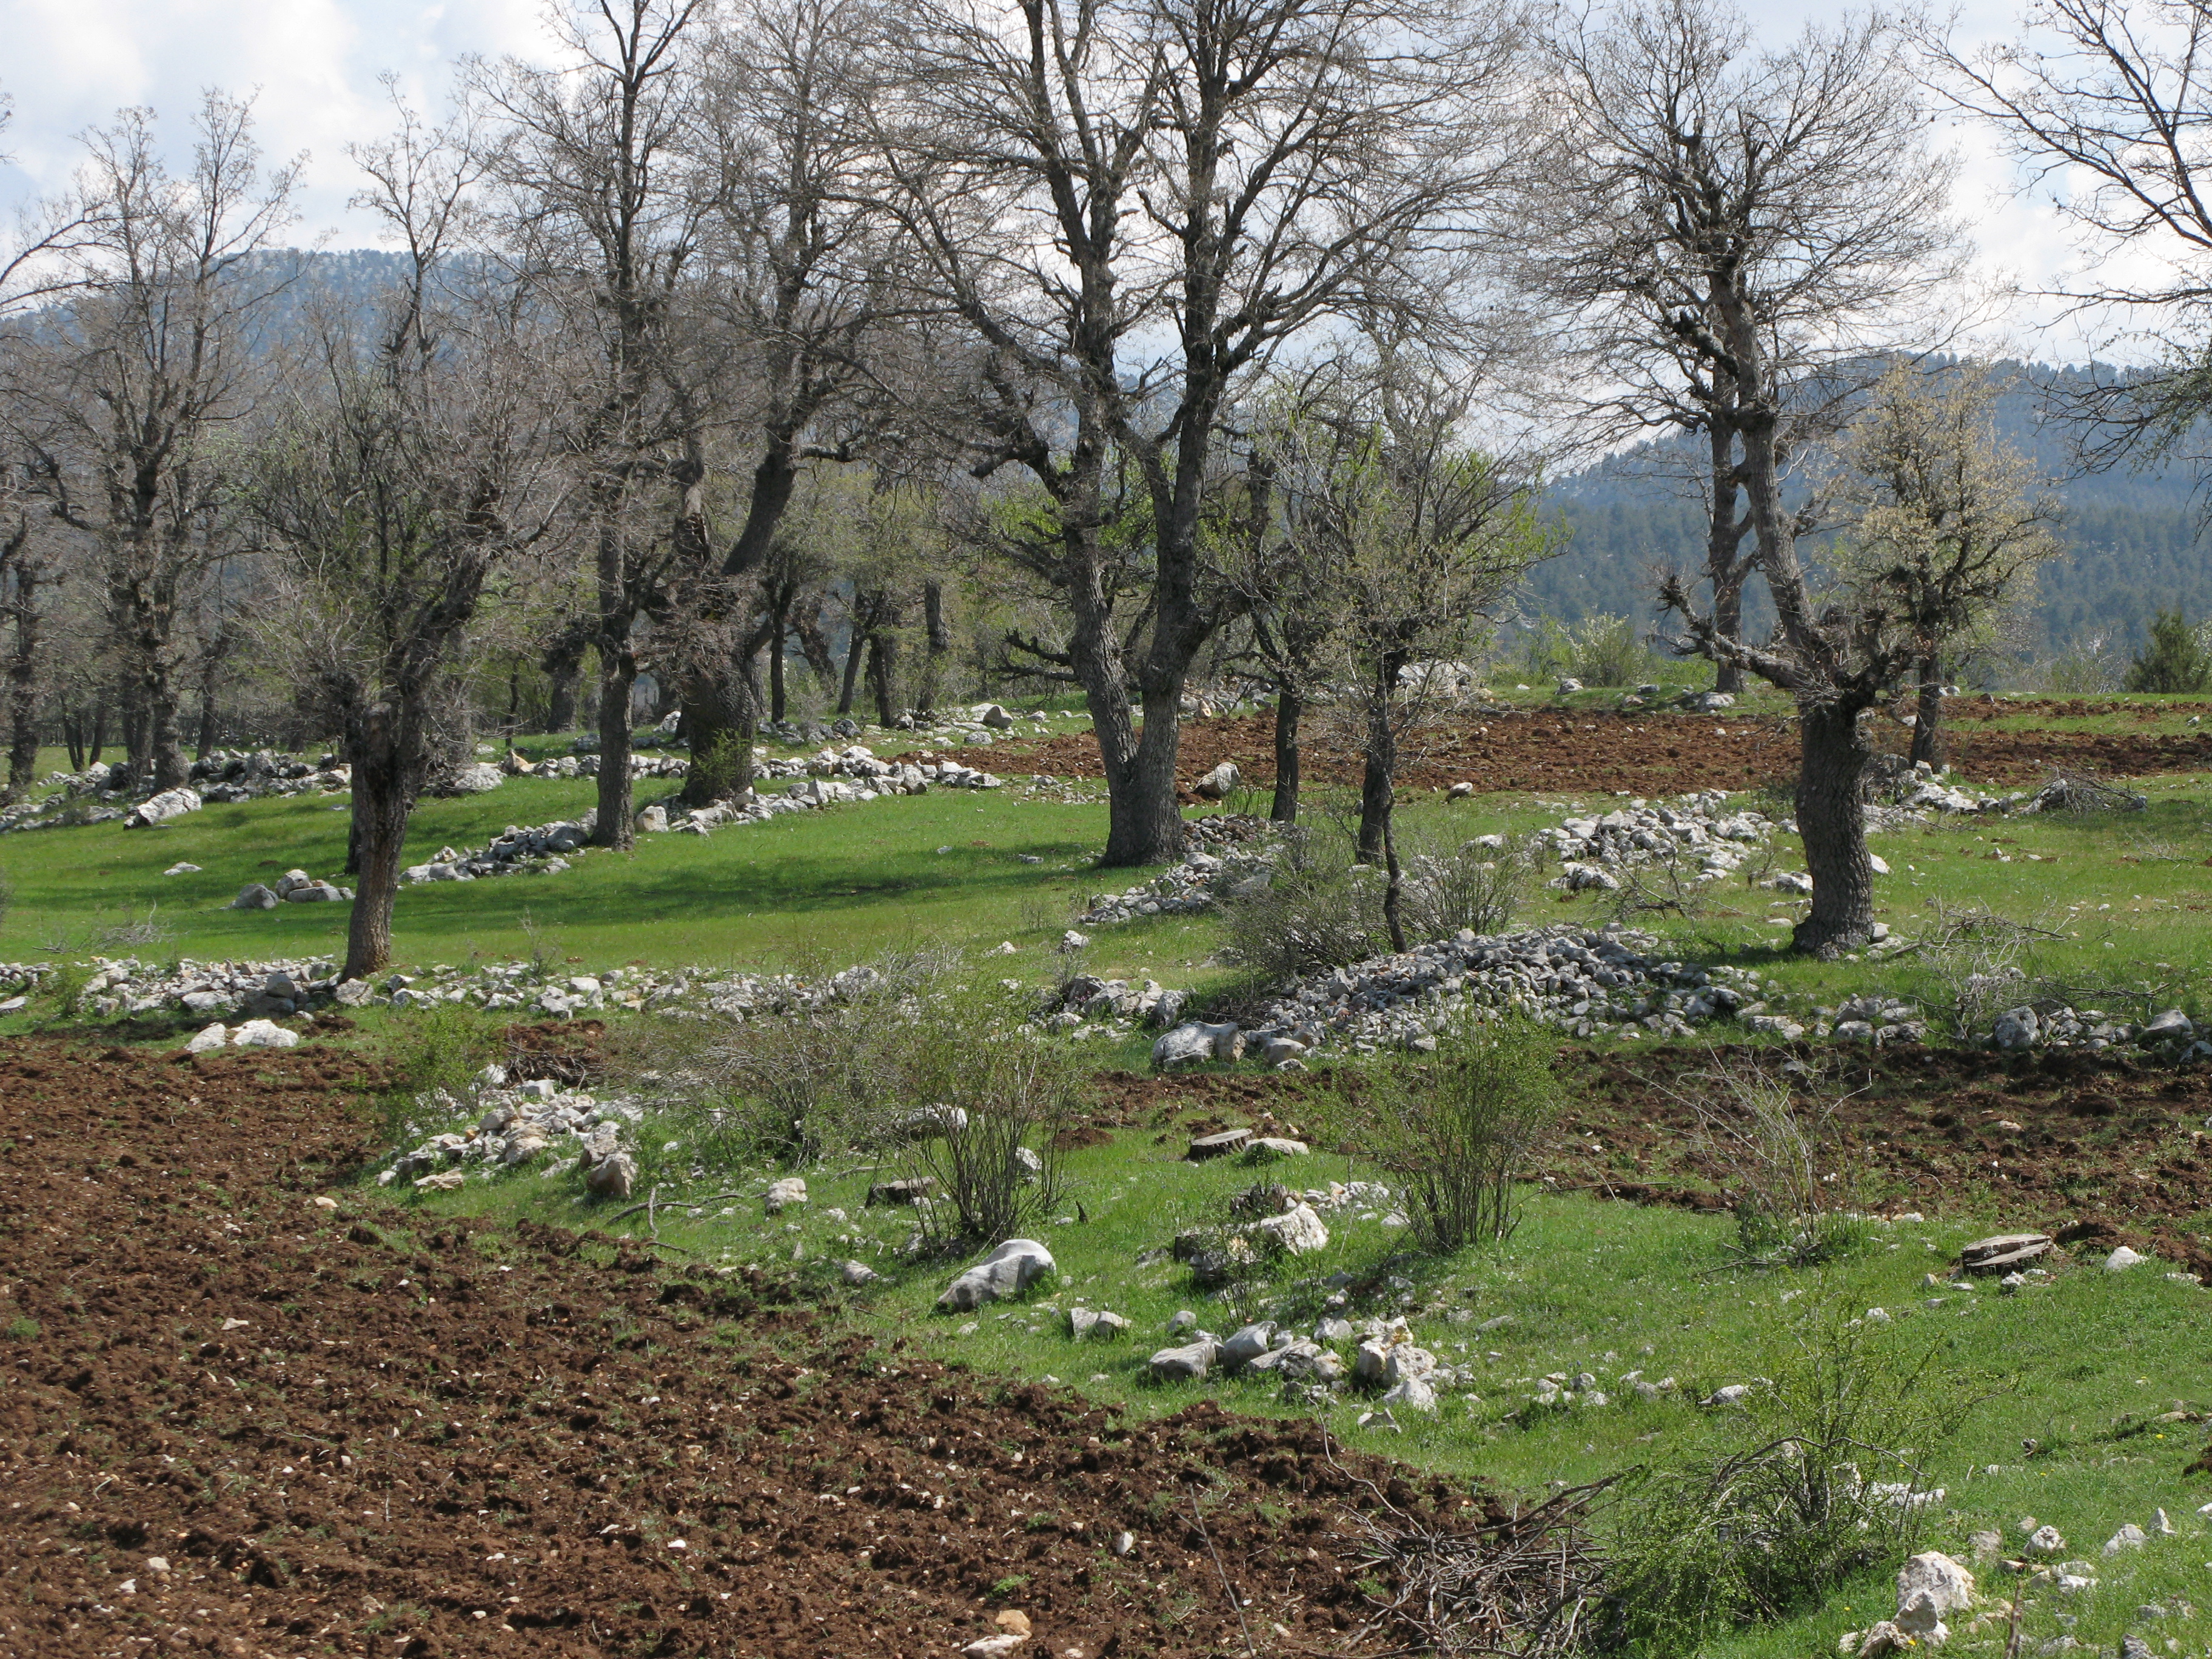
399,1090 -> 2212,1658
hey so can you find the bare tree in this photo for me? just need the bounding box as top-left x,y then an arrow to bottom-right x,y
2,94 -> 301,793
1828,363 -> 2063,766
1535,0 -> 1968,955
0,494 -> 44,796
475,0 -> 718,851
1918,0 -> 2212,460
874,0 -> 1530,866
248,99 -> 551,981
1526,0 -> 1966,692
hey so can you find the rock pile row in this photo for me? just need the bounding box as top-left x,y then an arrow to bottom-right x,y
403,814 -> 598,885
229,868 -> 351,908
378,1073 -> 646,1198
1036,973 -> 1191,1035
1990,1003 -> 2205,1059
1076,843 -> 1279,925
75,957 -> 338,1021
1541,790 -> 1775,892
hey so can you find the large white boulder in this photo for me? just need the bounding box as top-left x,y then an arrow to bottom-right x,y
1253,1202 -> 1329,1256
937,1238 -> 1056,1312
1191,761 -> 1241,800
231,1019 -> 298,1049
125,786 -> 201,827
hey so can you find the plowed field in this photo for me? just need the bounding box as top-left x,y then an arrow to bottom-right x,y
0,1036 -> 1476,1659
943,703 -> 2212,800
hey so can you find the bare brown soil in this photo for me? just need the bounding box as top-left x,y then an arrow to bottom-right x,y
944,705 -> 2212,800
0,1036 -> 1482,1659
1094,1045 -> 2212,1275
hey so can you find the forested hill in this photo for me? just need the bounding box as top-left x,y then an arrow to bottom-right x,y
1533,363 -> 2212,652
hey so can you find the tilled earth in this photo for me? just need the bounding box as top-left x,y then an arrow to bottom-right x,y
945,700 -> 2212,800
1097,1044 -> 2212,1275
0,1037 -> 1477,1659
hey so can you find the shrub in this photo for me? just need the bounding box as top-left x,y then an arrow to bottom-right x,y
1676,1053 -> 1865,1268
1569,613 -> 1650,687
1317,1017 -> 1559,1252
2123,609 -> 2212,693
1607,1298 -> 1988,1651
386,1002 -> 503,1102
2041,632 -> 2121,694
899,983 -> 1083,1252
1221,822 -> 1526,983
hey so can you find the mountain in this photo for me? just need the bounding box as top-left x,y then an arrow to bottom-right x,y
1530,362 -> 2212,655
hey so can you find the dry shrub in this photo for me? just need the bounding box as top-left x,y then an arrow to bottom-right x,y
1674,1053 -> 1866,1269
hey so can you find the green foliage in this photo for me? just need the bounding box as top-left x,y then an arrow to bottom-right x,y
1221,820 -> 1526,982
1313,1017 -> 1560,1253
2123,609 -> 2212,693
384,1001 -> 502,1104
1683,1055 -> 1869,1270
4,1315 -> 38,1340
1518,613 -> 1660,687
2041,632 -> 2123,693
689,731 -> 751,802
1606,1296 -> 1989,1652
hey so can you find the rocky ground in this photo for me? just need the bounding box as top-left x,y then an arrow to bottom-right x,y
0,1031 -> 1481,1659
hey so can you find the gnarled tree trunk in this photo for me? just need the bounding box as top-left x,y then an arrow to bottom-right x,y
1909,654 -> 1943,766
1792,699 -> 1877,956
1269,687 -> 1302,823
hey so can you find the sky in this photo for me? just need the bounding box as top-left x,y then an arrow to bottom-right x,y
0,0 -> 2145,364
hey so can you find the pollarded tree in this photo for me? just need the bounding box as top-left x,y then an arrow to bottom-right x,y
1829,364 -> 2062,765
1526,0 -> 1966,693
875,0 -> 1532,867
1660,363 -> 2059,955
247,100 -> 554,981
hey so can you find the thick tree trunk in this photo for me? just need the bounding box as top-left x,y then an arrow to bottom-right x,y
1792,699 -> 1876,957
592,654 -> 637,850
1909,655 -> 1943,766
64,709 -> 84,774
195,689 -> 218,760
1356,661 -> 1401,863
146,668 -> 187,790
341,705 -> 415,983
838,621 -> 866,715
1705,429 -> 1751,697
1269,686 -> 1302,823
1711,574 -> 1746,695
89,695 -> 107,766
768,622 -> 789,725
1102,686 -> 1185,866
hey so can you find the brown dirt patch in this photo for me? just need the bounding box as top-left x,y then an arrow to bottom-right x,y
0,1036 -> 1478,1658
949,706 -> 2212,799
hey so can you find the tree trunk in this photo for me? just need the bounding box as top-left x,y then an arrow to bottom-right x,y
341,704 -> 416,983
147,666 -> 187,789
592,653 -> 638,850
1269,686 -> 1302,823
1711,573 -> 1746,695
5,561 -> 41,797
867,632 -> 898,727
542,631 -> 588,734
920,579 -> 950,714
64,708 -> 84,773
1380,811 -> 1407,954
768,622 -> 788,726
1356,665 -> 1398,863
1909,654 -> 1943,766
1792,699 -> 1877,956
1102,685 -> 1185,866
195,687 -> 218,760
89,694 -> 107,766
838,615 -> 867,714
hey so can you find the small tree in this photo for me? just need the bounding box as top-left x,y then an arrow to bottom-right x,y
2125,609 -> 2212,694
1830,364 -> 2062,764
1663,363 -> 2056,954
1263,350 -> 1556,948
247,99 -> 552,980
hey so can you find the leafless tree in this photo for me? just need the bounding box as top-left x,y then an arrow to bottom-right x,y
475,0 -> 719,851
1526,0 -> 1967,692
0,492 -> 44,796
1,93 -> 302,793
1534,0 -> 1969,955
247,98 -> 554,981
873,0 -> 1532,866
1917,0 -> 2212,463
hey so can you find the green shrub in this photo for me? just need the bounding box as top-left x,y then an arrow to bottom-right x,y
1315,1016 -> 1559,1252
1607,1298 -> 1989,1652
2123,609 -> 2212,693
1221,822 -> 1526,983
383,1002 -> 502,1129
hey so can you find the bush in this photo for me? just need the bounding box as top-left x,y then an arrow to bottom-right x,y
1221,822 -> 1526,982
2123,609 -> 2212,693
1516,614 -> 1658,687
1607,1298 -> 1987,1651
1316,1017 -> 1558,1252
1677,1053 -> 1865,1268
2041,632 -> 2121,694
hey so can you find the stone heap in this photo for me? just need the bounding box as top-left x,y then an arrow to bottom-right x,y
230,869 -> 351,908
1076,843 -> 1279,925
1250,923 -> 1741,1051
1035,974 -> 1191,1037
75,957 -> 338,1021
1989,1003 -> 2205,1059
0,961 -> 59,1013
1541,790 -> 1774,893
403,814 -> 598,885
635,751 -> 1002,837
378,1073 -> 645,1197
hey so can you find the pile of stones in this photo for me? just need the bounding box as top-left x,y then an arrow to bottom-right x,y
1990,1003 -> 2205,1059
75,957 -> 338,1021
0,961 -> 59,1014
377,1072 -> 646,1198
229,868 -> 351,908
1034,973 -> 1191,1039
635,752 -> 1004,837
1541,790 -> 1774,893
1076,842 -> 1279,925
403,814 -> 597,884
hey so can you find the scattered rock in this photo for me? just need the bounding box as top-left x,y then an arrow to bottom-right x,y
1252,1203 -> 1330,1256
1958,1233 -> 2052,1275
231,1019 -> 299,1049
937,1239 -> 1056,1313
1192,761 -> 1241,800
185,1022 -> 229,1053
2106,1245 -> 2148,1272
839,1260 -> 880,1286
1148,1339 -> 1219,1381
764,1177 -> 808,1215
2103,1523 -> 2148,1557
1186,1128 -> 1252,1161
